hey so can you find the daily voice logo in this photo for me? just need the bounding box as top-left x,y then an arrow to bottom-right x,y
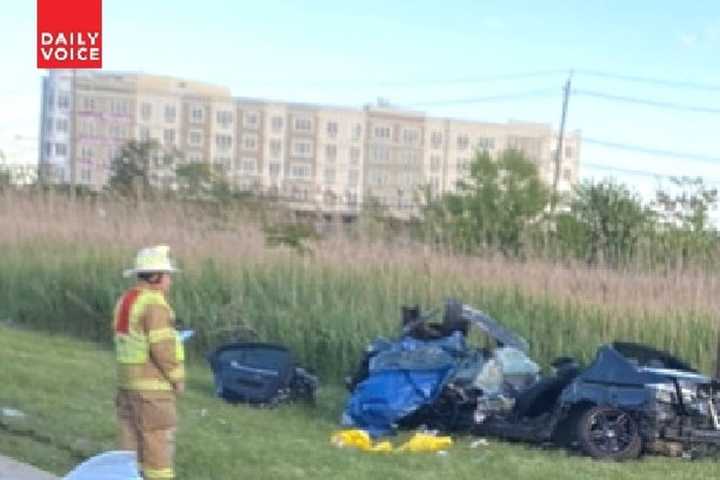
37,0 -> 102,69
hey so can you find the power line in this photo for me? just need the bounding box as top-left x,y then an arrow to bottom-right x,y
237,70 -> 568,88
583,137 -> 720,166
574,89 -> 720,114
576,69 -> 720,92
407,88 -> 559,107
582,162 -> 720,185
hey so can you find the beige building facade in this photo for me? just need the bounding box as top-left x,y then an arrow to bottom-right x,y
39,70 -> 580,216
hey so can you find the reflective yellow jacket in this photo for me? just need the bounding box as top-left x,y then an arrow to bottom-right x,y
113,283 -> 185,392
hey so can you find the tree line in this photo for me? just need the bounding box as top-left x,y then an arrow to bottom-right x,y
6,139 -> 716,269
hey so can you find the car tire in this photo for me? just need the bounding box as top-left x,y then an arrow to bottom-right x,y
576,405 -> 642,460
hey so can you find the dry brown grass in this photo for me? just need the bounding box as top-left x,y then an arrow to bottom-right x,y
2,190 -> 718,317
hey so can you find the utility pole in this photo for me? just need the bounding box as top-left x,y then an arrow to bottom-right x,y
551,71 -> 572,213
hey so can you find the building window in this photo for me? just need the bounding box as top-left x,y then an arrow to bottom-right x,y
139,127 -> 151,141
111,99 -> 130,116
243,111 -> 259,129
324,168 -> 336,184
269,163 -> 281,177
353,124 -> 362,141
369,172 -> 384,186
141,102 -> 152,121
271,116 -> 284,132
563,167 -> 573,181
292,141 -> 313,157
58,94 -> 70,110
456,157 -> 470,172
373,126 -> 391,139
402,128 -> 419,145
350,147 -> 360,165
370,146 -> 390,162
55,143 -> 67,156
190,105 -> 204,123
242,133 -> 258,151
81,169 -> 92,183
431,131 -> 442,148
163,129 -> 176,145
565,146 -> 574,158
216,110 -> 233,128
216,134 -> 232,151
293,116 -> 313,132
213,157 -> 232,172
290,165 -> 312,178
430,155 -> 442,172
164,105 -> 176,123
81,146 -> 94,160
348,170 -> 359,185
327,121 -> 338,138
431,176 -> 440,194
188,153 -> 203,163
457,135 -> 469,150
400,150 -> 419,165
55,118 -> 69,133
81,96 -> 95,112
189,130 -> 203,146
477,137 -> 495,150
270,139 -> 282,158
325,144 -> 337,162
110,124 -> 129,139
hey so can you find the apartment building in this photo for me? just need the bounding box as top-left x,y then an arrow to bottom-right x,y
39,70 -> 580,216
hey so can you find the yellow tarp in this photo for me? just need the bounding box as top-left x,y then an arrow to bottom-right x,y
330,429 -> 453,454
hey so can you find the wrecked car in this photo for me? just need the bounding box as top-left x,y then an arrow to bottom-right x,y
343,299 -> 720,460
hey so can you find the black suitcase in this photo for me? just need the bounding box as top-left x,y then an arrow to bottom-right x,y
207,342 -> 317,406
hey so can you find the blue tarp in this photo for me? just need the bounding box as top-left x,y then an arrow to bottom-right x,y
342,333 -> 465,437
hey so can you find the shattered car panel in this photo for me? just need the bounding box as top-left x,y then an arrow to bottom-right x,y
344,299 -> 720,460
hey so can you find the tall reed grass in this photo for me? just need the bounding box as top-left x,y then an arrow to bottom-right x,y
0,191 -> 718,380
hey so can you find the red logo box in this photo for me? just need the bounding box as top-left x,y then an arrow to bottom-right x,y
37,0 -> 102,68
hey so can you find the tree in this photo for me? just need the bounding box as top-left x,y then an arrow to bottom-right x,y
655,177 -> 718,233
423,149 -> 550,255
652,177 -> 719,267
175,162 -> 219,200
107,140 -> 178,199
559,179 -> 654,265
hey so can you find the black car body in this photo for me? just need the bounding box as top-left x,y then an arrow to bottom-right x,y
347,300 -> 720,460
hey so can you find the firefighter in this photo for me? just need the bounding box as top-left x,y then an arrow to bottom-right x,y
114,245 -> 184,480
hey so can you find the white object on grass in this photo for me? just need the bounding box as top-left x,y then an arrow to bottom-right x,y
63,451 -> 141,480
0,407 -> 26,419
179,330 -> 195,342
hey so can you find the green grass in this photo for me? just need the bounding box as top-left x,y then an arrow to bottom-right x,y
2,324 -> 720,479
0,243 -> 717,382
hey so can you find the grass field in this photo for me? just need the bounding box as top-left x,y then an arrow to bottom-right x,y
3,323 -> 720,480
2,192 -> 720,478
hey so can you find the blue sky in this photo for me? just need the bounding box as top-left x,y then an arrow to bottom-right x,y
2,0 -> 719,212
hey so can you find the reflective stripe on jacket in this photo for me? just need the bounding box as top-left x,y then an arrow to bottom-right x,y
113,284 -> 185,391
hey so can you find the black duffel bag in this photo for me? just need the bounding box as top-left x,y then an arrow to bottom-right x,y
207,342 -> 318,406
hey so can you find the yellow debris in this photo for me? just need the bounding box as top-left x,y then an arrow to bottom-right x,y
397,432 -> 453,453
330,430 -> 452,454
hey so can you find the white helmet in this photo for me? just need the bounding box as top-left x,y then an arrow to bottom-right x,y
123,245 -> 179,278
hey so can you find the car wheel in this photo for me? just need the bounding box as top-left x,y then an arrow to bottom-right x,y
576,406 -> 642,460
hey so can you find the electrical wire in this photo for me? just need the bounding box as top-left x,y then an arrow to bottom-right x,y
576,69 -> 720,92
407,88 -> 559,107
574,89 -> 720,114
583,137 -> 720,166
582,162 -> 720,185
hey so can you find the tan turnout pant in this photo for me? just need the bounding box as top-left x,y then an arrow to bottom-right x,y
116,390 -> 177,480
